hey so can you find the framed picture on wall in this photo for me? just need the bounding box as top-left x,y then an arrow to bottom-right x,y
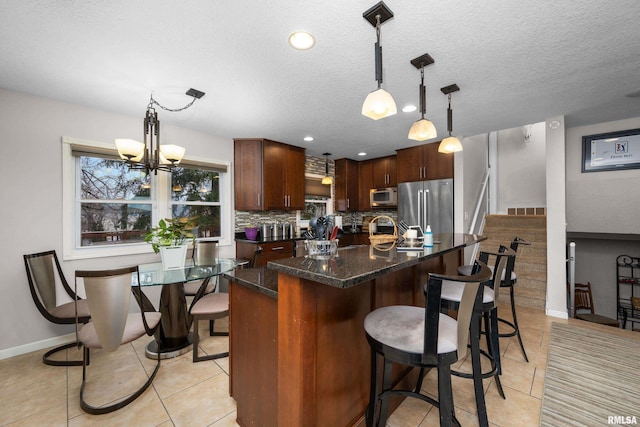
582,128 -> 640,172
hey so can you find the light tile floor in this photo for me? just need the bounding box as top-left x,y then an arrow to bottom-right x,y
0,303 -> 582,426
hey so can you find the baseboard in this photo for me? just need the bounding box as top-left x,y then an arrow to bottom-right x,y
546,308 -> 569,319
0,333 -> 76,361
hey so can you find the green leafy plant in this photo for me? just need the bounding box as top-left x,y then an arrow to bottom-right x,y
143,217 -> 197,253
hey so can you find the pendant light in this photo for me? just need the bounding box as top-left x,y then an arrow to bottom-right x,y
116,88 -> 204,175
321,153 -> 332,185
439,84 -> 463,153
408,53 -> 437,141
361,2 -> 396,120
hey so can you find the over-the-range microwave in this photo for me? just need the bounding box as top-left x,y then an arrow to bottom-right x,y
370,187 -> 397,207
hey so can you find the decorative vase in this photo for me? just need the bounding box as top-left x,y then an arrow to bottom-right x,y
159,245 -> 188,270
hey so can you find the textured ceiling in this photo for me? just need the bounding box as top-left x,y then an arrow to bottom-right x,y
1,1 -> 640,160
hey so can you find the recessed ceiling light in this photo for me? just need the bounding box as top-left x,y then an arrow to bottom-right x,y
402,105 -> 417,113
304,136 -> 314,142
288,32 -> 315,50
358,152 -> 367,156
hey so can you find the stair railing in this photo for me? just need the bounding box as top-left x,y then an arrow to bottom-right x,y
465,171 -> 490,264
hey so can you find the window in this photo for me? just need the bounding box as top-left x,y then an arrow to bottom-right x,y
63,137 -> 231,260
169,167 -> 221,239
79,155 -> 153,246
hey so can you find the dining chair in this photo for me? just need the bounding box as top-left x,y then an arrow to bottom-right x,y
364,261 -> 492,427
23,250 -> 91,366
184,240 -> 219,296
188,261 -> 232,362
572,281 -> 619,327
75,266 -> 162,414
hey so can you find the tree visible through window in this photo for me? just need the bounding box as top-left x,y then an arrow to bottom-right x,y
79,156 -> 153,246
170,167 -> 221,238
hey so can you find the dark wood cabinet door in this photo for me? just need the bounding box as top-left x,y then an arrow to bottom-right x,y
285,146 -> 306,210
263,140 -> 286,210
372,155 -> 397,188
234,139 -> 263,210
358,160 -> 373,211
335,158 -> 359,212
396,146 -> 425,183
424,142 -> 454,180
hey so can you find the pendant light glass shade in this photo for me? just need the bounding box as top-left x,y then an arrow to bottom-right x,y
362,88 -> 397,120
438,136 -> 463,153
408,118 -> 437,141
116,138 -> 145,162
439,83 -> 462,154
159,144 -> 186,164
322,152 -> 332,185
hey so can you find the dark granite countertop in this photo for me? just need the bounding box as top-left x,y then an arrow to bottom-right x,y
256,233 -> 483,290
234,229 -> 370,244
224,267 -> 278,299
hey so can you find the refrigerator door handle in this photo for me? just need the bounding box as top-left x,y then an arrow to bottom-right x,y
423,189 -> 430,228
417,190 -> 423,228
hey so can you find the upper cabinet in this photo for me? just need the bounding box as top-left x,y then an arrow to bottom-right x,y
372,155 -> 397,188
396,142 -> 453,183
335,158 -> 359,212
234,138 -> 305,211
358,160 -> 373,211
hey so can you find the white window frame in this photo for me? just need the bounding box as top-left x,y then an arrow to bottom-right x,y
62,137 -> 232,260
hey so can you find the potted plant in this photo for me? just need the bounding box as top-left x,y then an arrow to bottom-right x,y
144,217 -> 197,270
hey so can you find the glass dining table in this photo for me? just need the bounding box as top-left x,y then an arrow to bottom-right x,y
135,258 -> 239,359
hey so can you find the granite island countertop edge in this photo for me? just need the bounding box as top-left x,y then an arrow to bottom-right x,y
266,233 -> 485,290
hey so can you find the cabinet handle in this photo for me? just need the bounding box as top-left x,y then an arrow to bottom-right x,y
271,246 -> 285,251
347,198 -> 350,209
258,193 -> 261,207
288,195 -> 291,207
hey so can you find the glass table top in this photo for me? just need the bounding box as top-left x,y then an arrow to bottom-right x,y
136,259 -> 239,286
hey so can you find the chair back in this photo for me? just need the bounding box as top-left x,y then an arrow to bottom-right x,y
75,266 -> 137,352
24,251 -> 77,320
424,261 -> 492,362
194,240 -> 218,266
249,246 -> 263,268
479,246 -> 515,307
574,282 -> 595,315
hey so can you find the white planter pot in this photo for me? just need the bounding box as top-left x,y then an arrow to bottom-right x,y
159,245 -> 188,270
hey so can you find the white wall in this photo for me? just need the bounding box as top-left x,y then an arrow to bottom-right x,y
545,116 -> 568,318
566,117 -> 640,234
565,117 -> 640,325
0,88 -> 234,354
495,123 -> 546,213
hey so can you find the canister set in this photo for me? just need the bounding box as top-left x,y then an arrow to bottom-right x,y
259,222 -> 294,239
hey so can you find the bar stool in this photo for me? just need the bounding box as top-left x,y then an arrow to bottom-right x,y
364,262 -> 492,427
459,237 -> 530,362
497,237 -> 530,362
441,246 -> 515,427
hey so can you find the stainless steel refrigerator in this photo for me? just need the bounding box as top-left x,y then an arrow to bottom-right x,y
397,179 -> 453,234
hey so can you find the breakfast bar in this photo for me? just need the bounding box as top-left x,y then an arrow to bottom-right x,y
226,233 -> 484,427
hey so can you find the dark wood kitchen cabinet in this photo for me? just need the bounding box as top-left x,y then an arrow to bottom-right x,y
372,155 -> 397,188
358,160 -> 373,211
396,142 -> 453,183
234,138 -> 305,211
335,158 -> 359,212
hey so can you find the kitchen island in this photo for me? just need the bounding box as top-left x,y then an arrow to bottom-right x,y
226,233 -> 484,427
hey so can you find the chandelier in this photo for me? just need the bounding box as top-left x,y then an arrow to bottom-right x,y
115,88 -> 205,175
